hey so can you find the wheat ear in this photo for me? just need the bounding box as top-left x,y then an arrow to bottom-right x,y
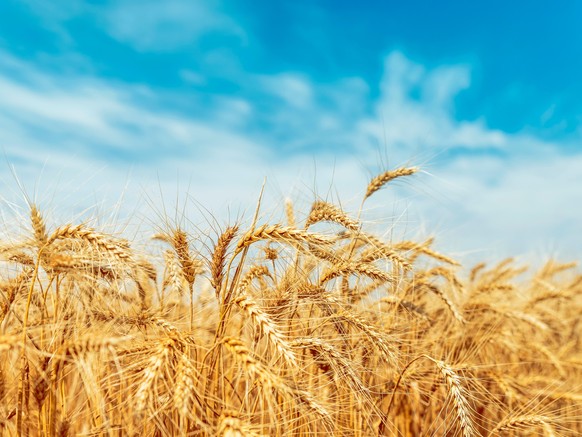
172,229 -> 199,286
490,415 -> 553,435
320,262 -> 393,285
218,410 -> 265,437
163,250 -> 188,297
173,352 -> 203,419
364,166 -> 418,201
134,339 -> 175,413
47,224 -> 132,262
422,283 -> 466,324
432,358 -> 475,437
235,224 -> 334,254
284,198 -> 296,228
210,225 -> 239,293
335,311 -> 398,365
222,337 -> 332,427
30,205 -> 48,246
235,295 -> 296,365
305,200 -> 359,231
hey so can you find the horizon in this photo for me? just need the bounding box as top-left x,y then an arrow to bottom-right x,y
1,1 -> 581,264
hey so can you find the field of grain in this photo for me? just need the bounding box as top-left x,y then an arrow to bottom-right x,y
1,167 -> 580,436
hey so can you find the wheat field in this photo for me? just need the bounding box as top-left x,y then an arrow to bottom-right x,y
0,167 -> 580,436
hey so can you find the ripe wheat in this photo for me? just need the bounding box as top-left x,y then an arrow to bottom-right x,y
0,166 -> 579,435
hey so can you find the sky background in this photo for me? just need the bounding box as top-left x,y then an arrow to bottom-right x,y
0,0 -> 581,264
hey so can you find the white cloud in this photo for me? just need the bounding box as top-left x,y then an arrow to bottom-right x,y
422,64 -> 471,109
345,52 -> 580,262
418,152 -> 582,262
0,49 -> 580,263
12,0 -> 86,46
0,50 -> 260,160
260,73 -> 314,108
358,52 -> 506,154
15,0 -> 246,54
101,0 -> 246,52
251,74 -> 369,154
179,70 -> 207,86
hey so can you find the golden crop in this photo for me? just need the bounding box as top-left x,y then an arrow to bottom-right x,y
0,167 -> 580,436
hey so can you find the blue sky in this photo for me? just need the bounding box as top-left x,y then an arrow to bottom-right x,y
1,0 -> 581,262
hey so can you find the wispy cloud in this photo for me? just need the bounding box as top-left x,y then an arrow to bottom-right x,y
358,52 -> 506,154
101,0 -> 246,52
260,73 -> 314,109
13,0 -> 246,53
0,44 -> 579,262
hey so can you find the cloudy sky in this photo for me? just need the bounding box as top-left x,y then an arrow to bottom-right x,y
0,0 -> 581,263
